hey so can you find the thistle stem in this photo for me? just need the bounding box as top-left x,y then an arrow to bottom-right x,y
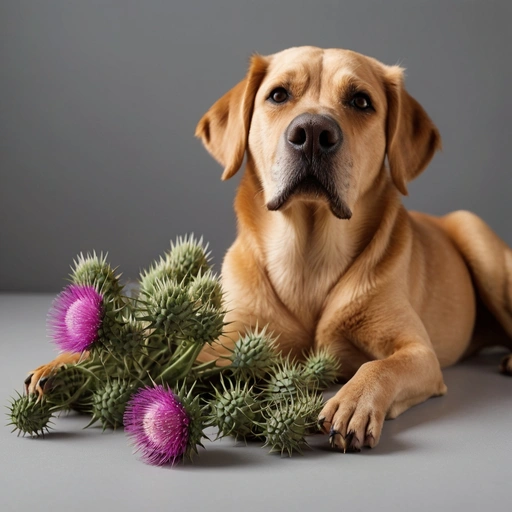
156,342 -> 205,384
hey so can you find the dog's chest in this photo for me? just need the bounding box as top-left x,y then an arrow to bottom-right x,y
265,235 -> 349,328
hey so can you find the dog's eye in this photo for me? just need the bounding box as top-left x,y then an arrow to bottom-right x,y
269,87 -> 289,104
350,93 -> 372,110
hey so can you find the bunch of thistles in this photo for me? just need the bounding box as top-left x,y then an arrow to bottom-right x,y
7,235 -> 340,465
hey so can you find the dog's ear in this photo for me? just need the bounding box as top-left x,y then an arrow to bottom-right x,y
384,66 -> 441,195
195,55 -> 268,180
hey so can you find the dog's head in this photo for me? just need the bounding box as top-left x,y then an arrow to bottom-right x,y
196,47 -> 441,219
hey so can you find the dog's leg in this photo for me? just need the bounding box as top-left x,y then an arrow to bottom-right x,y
317,302 -> 447,452
440,210 -> 512,369
25,352 -> 84,396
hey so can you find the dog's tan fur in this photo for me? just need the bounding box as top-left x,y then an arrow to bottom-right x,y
27,47 -> 512,451
194,46 -> 512,451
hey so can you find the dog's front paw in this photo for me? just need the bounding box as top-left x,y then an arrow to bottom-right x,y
24,352 -> 83,397
24,363 -> 58,397
318,384 -> 386,452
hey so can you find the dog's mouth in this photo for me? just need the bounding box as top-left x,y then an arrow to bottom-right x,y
266,174 -> 352,220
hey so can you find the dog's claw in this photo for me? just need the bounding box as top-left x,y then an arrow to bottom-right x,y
24,367 -> 54,397
24,373 -> 34,394
38,376 -> 49,391
328,427 -> 339,448
328,429 -> 358,453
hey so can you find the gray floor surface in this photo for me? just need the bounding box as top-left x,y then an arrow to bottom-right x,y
1,294 -> 511,512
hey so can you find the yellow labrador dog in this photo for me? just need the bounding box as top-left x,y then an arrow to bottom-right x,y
27,46 -> 512,452
194,46 -> 512,451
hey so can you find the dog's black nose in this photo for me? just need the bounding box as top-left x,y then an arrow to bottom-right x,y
286,113 -> 342,157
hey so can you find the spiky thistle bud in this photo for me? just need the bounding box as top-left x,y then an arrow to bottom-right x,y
265,358 -> 306,398
228,327 -> 280,380
70,252 -> 124,302
181,305 -> 225,345
139,256 -> 175,296
166,234 -> 211,285
89,378 -> 138,430
209,378 -> 261,440
261,391 -> 324,456
107,316 -> 146,356
68,252 -> 131,357
139,277 -> 197,338
124,383 -> 206,465
302,349 -> 340,390
188,271 -> 223,310
7,393 -> 53,437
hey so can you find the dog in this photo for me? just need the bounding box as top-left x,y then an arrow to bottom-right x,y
27,46 -> 512,452
193,46 -> 512,451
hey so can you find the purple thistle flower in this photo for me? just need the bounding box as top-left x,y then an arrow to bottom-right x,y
124,385 -> 190,466
47,284 -> 103,353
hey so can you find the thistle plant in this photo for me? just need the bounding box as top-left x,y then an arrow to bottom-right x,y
124,384 -> 206,465
167,235 -> 211,285
89,378 -> 139,430
7,393 -> 54,437
208,377 -> 261,441
227,327 -> 281,380
7,233 -> 338,464
136,244 -> 227,386
47,285 -> 104,353
188,271 -> 223,309
261,391 -> 324,456
71,252 -> 125,302
265,358 -> 306,398
139,235 -> 211,294
139,256 -> 176,296
139,276 -> 197,339
302,349 -> 340,390
41,363 -> 94,413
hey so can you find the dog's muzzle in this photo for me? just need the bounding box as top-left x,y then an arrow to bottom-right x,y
266,113 -> 352,220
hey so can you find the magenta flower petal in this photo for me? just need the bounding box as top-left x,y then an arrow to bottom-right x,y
47,284 -> 103,353
124,385 -> 190,466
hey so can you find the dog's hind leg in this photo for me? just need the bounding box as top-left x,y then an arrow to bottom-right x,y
439,210 -> 512,372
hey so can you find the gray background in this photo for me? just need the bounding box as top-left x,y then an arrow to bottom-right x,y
1,0 -> 511,292
1,4 -> 511,511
